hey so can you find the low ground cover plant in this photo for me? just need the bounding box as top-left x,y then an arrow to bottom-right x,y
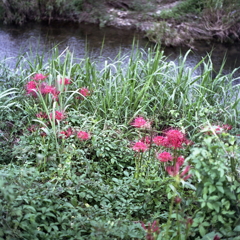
0,46 -> 239,239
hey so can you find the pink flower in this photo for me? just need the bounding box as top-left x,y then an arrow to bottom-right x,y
165,129 -> 186,149
79,87 -> 90,97
141,221 -> 160,240
166,164 -> 192,180
180,165 -> 192,180
41,84 -> 56,95
131,117 -> 151,129
166,164 -> 180,176
59,78 -> 71,85
140,136 -> 151,145
59,128 -> 73,139
177,156 -> 185,166
157,151 -> 173,162
186,218 -> 193,226
36,112 -> 48,119
51,88 -> 60,101
174,196 -> 182,204
26,81 -> 38,96
132,141 -> 148,152
55,111 -> 65,121
50,111 -> 65,121
32,73 -> 47,81
222,124 -> 232,131
153,136 -> 168,146
77,131 -> 90,140
27,124 -> 38,132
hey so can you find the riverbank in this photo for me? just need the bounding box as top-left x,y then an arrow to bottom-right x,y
1,0 -> 240,47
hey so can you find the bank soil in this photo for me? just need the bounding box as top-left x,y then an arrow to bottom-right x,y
90,0 -> 240,48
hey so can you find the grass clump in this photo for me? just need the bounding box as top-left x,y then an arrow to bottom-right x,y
0,46 -> 239,239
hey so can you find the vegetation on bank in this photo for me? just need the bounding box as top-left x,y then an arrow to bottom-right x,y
1,0 -> 240,46
0,46 -> 239,239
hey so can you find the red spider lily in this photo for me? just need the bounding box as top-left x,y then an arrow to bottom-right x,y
140,136 -> 152,145
174,196 -> 182,204
26,81 -> 38,96
32,73 -> 47,81
131,117 -> 151,129
36,112 -> 48,119
50,111 -> 65,121
164,129 -> 187,149
79,87 -> 90,97
166,164 -> 192,180
157,151 -> 173,162
165,164 -> 180,177
222,124 -> 232,131
141,220 -> 160,240
55,111 -> 65,121
186,217 -> 193,227
27,124 -> 39,132
59,128 -> 74,139
132,141 -> 148,152
177,156 -> 185,166
153,136 -> 168,147
40,84 -> 56,95
51,89 -> 60,101
59,78 -> 71,85
77,131 -> 91,140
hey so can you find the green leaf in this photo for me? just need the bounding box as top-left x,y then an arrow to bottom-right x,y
216,185 -> 224,193
199,225 -> 206,237
217,215 -> 225,223
233,225 -> 240,232
209,185 -> 216,194
208,195 -> 219,201
207,202 -> 213,210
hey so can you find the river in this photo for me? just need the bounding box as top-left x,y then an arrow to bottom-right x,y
0,21 -> 240,83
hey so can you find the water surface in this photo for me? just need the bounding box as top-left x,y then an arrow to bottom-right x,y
0,21 -> 240,83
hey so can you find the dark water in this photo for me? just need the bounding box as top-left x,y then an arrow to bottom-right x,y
0,21 -> 240,82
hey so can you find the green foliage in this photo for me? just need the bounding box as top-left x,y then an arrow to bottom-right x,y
158,0 -> 203,20
189,131 -> 240,238
1,0 -> 83,25
0,166 -> 146,239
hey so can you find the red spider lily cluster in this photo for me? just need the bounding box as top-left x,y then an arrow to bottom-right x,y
28,123 -> 90,141
77,131 -> 91,140
50,110 -> 66,121
153,129 -> 192,149
36,111 -> 66,121
60,128 -> 90,140
32,73 -> 48,81
132,141 -> 148,152
26,73 -> 91,140
26,74 -> 59,99
76,87 -> 91,99
59,128 -> 74,138
131,117 -> 151,129
26,73 -> 91,102
130,116 -> 192,180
